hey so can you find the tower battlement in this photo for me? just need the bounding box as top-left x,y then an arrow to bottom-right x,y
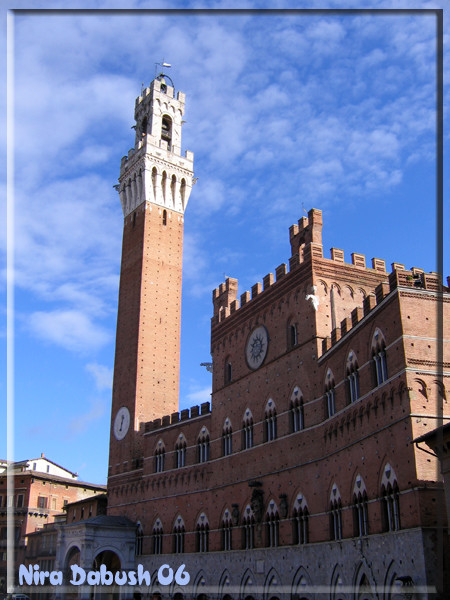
117,75 -> 194,218
211,210 -> 393,327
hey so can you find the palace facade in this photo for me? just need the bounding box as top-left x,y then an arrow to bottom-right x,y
50,75 -> 449,600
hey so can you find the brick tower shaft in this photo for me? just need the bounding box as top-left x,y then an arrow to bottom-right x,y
109,74 -> 194,472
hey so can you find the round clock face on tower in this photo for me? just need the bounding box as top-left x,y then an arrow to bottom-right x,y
245,325 -> 269,370
113,406 -> 131,441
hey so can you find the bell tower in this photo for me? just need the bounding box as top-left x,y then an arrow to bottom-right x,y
109,74 -> 194,473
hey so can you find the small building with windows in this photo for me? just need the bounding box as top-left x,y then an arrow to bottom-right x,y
0,458 -> 105,595
49,75 -> 449,599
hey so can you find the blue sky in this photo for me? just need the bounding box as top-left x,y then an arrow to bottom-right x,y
1,3 -> 448,485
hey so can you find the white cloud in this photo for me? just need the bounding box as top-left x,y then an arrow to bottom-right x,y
186,386 -> 212,405
66,399 -> 107,438
28,309 -> 111,353
86,363 -> 113,391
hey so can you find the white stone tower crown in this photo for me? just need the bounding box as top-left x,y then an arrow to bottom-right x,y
118,75 -> 194,217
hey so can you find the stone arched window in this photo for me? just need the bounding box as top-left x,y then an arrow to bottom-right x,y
372,328 -> 388,387
175,434 -> 187,468
161,170 -> 167,202
329,484 -> 342,541
221,508 -> 233,551
151,166 -> 158,199
292,494 -> 309,544
196,513 -> 209,552
173,515 -> 185,554
265,500 -> 280,547
352,475 -> 369,537
171,174 -> 177,206
287,318 -> 298,350
161,114 -> 172,149
325,369 -> 336,418
242,505 -> 255,550
180,178 -> 186,209
381,463 -> 401,532
264,399 -> 277,442
346,351 -> 360,403
153,518 -> 163,554
154,440 -> 165,473
140,116 -> 148,138
290,387 -> 304,432
197,427 -> 210,463
242,409 -> 254,450
222,418 -> 232,456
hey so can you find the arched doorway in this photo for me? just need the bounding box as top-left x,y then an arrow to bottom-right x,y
92,549 -> 122,600
65,546 -> 81,600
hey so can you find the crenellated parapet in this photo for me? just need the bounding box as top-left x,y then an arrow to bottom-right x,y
143,402 -> 211,435
117,77 -> 194,218
321,266 -> 448,354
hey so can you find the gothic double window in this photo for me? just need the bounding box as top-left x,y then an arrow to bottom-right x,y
292,495 -> 309,544
265,501 -> 280,547
173,516 -> 185,554
381,464 -> 401,532
222,509 -> 233,551
346,352 -> 360,403
197,428 -> 210,463
222,419 -> 232,456
325,370 -> 336,418
330,485 -> 342,541
242,409 -> 254,450
382,483 -> 400,531
242,506 -> 255,550
153,519 -> 163,554
196,514 -> 209,552
290,387 -> 304,432
264,399 -> 277,442
353,476 -> 369,537
155,442 -> 165,473
372,329 -> 388,387
175,435 -> 187,468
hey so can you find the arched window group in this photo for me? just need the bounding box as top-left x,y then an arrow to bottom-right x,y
149,467 -> 398,552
